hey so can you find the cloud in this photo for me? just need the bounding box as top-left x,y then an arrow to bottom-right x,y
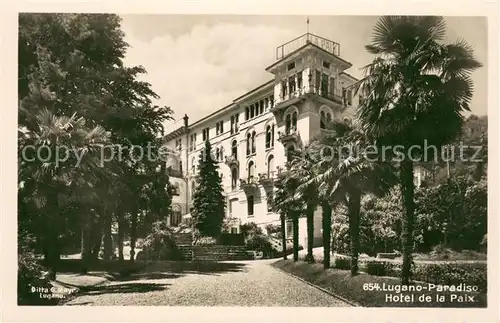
122,23 -> 297,128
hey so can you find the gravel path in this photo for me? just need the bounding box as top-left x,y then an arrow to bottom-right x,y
64,259 -> 350,306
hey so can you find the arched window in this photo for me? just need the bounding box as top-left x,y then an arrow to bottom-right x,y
287,145 -> 295,161
191,181 -> 196,200
265,125 -> 271,149
327,113 -> 332,124
171,205 -> 182,227
172,182 -> 180,196
285,114 -> 291,134
248,161 -> 255,179
231,139 -> 238,158
292,111 -> 298,131
246,133 -> 251,156
231,167 -> 238,190
320,111 -> 326,129
251,131 -> 256,154
267,155 -> 274,177
271,124 -> 275,146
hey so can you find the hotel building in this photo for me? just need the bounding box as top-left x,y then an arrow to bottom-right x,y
162,33 -> 362,247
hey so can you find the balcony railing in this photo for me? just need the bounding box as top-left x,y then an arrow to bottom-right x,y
309,86 -> 344,105
258,172 -> 275,188
167,167 -> 183,178
225,155 -> 239,167
278,127 -> 300,144
240,176 -> 259,194
276,33 -> 340,60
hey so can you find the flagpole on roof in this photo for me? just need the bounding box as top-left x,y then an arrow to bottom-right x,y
306,16 -> 310,43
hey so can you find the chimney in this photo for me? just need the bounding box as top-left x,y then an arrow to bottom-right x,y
183,114 -> 189,128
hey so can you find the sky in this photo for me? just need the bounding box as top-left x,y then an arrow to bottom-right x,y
120,15 -> 488,129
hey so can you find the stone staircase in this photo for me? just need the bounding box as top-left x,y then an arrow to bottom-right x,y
176,245 -> 251,261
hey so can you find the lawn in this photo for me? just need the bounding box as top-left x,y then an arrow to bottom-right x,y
272,259 -> 487,308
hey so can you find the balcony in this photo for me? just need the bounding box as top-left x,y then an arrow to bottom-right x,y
167,167 -> 183,178
225,155 -> 239,168
309,86 -> 344,105
278,128 -> 300,145
276,33 -> 340,61
239,176 -> 259,194
258,172 -> 275,189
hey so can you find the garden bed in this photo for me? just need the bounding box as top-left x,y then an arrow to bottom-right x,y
272,260 -> 487,307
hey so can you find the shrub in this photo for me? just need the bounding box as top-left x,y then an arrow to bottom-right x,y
334,256 -> 351,270
195,236 -> 217,245
413,262 -> 487,291
141,221 -> 181,260
365,260 -> 398,277
18,252 -> 55,305
218,233 -> 245,246
245,235 -> 275,257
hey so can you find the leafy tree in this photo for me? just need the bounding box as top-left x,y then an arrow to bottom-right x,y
357,16 -> 482,284
192,140 -> 226,238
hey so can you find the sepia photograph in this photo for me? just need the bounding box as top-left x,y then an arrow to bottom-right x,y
7,2 -> 497,320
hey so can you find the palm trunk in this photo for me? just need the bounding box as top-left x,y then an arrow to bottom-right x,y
280,213 -> 287,260
102,207 -> 113,261
348,190 -> 361,276
292,212 -> 299,262
322,202 -> 332,269
400,158 -> 415,285
305,203 -> 315,263
130,207 -> 138,262
46,191 -> 60,280
117,209 -> 125,262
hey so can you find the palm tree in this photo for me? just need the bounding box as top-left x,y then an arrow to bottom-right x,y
309,122 -> 397,275
273,172 -> 303,261
20,109 -> 110,278
356,16 -> 482,284
287,147 -> 320,264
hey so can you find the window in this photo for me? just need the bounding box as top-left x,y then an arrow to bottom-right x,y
292,112 -> 297,132
270,95 -> 274,108
202,128 -> 210,141
216,147 -> 220,162
287,145 -> 295,161
216,121 -> 224,135
266,126 -> 271,149
189,134 -> 195,151
247,195 -> 254,216
323,61 -> 331,69
287,62 -> 295,71
267,191 -> 274,212
264,98 -> 269,110
297,71 -> 303,90
230,227 -> 238,234
321,73 -> 329,96
286,221 -> 293,238
191,157 -> 196,172
320,111 -> 326,129
267,155 -> 274,177
315,70 -> 321,91
248,161 -> 255,179
234,113 -> 239,132
172,182 -> 180,196
259,100 -> 264,114
271,124 -> 275,146
250,105 -> 255,118
230,116 -> 234,134
231,139 -> 238,158
288,76 -> 296,95
329,76 -> 336,96
231,167 -> 238,190
286,114 -> 291,134
251,131 -> 256,154
175,138 -> 182,151
281,80 -> 287,98
246,133 -> 251,156
245,107 -> 249,120
347,89 -> 353,106
171,209 -> 182,227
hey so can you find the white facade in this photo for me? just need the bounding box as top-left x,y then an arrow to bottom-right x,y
163,33 -> 361,247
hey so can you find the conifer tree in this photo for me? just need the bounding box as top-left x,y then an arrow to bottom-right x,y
192,140 -> 226,238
